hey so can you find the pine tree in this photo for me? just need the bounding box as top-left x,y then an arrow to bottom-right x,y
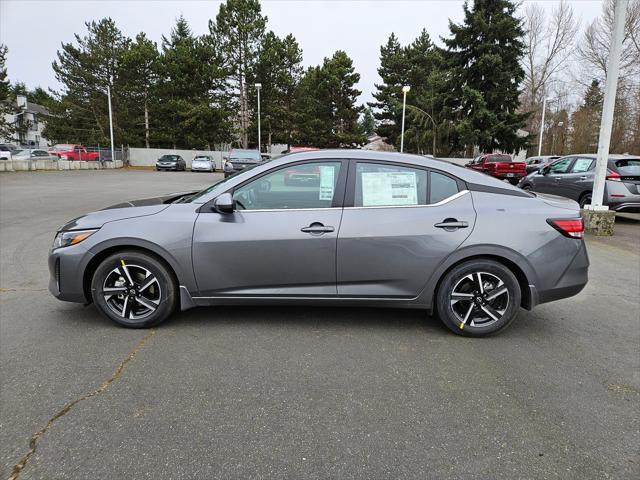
157,16 -> 230,149
443,0 -> 529,154
47,18 -> 129,145
119,33 -> 159,148
570,80 -> 603,153
359,107 -> 376,136
250,31 -> 303,149
369,33 -> 409,147
0,44 -> 16,141
209,0 -> 267,148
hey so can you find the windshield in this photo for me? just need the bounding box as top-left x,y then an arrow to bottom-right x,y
185,163 -> 261,202
614,159 -> 640,176
159,155 -> 179,161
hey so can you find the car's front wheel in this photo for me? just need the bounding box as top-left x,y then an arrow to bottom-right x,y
91,251 -> 177,328
579,192 -> 592,209
436,259 -> 521,337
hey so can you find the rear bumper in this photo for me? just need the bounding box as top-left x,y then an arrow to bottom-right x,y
534,240 -> 589,306
608,201 -> 640,213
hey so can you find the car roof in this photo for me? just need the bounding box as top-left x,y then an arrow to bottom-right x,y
564,153 -> 639,160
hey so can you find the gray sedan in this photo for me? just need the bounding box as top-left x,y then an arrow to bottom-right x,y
48,150 -> 589,337
518,154 -> 640,212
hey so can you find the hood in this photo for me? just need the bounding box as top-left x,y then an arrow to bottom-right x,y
535,192 -> 580,212
59,191 -> 197,231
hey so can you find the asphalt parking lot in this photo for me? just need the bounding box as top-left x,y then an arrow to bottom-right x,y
1,169 -> 639,479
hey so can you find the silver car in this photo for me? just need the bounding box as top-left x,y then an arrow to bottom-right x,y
191,155 -> 215,172
48,150 -> 589,337
518,154 -> 640,212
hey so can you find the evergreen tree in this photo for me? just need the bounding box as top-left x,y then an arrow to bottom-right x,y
0,44 -> 16,141
293,66 -> 332,146
369,33 -> 409,147
443,0 -> 529,154
250,31 -> 303,149
47,18 -> 129,145
119,33 -> 159,148
570,80 -> 603,153
359,107 -> 376,136
157,16 -> 230,149
209,0 -> 267,148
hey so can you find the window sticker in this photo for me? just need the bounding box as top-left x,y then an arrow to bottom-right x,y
361,171 -> 418,206
318,165 -> 335,200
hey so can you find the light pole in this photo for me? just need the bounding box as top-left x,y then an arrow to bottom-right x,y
107,76 -> 115,162
537,97 -> 552,156
400,86 -> 410,153
590,0 -> 628,210
255,83 -> 262,153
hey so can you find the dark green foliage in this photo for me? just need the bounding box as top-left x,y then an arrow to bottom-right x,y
0,44 -> 16,140
359,107 -> 376,137
443,0 -> 529,154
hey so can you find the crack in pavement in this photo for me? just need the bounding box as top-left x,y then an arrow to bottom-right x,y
6,330 -> 156,480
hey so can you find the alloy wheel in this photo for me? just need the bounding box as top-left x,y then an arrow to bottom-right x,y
450,272 -> 509,328
102,263 -> 161,320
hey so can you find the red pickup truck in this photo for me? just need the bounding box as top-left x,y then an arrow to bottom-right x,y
48,144 -> 100,161
465,153 -> 526,184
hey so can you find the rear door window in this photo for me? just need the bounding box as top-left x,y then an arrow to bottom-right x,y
430,171 -> 459,204
570,158 -> 594,173
354,162 -> 428,207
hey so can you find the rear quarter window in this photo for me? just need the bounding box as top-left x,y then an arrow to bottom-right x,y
430,171 -> 459,203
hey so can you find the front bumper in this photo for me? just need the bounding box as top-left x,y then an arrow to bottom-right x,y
156,164 -> 179,170
192,165 -> 214,172
48,245 -> 94,303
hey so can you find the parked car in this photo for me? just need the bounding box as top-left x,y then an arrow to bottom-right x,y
465,153 -> 526,184
11,149 -> 55,160
518,154 -> 640,212
48,144 -> 100,161
525,155 -> 561,174
224,149 -> 263,177
191,155 -> 215,172
0,143 -> 18,160
48,150 -> 588,337
155,154 -> 186,171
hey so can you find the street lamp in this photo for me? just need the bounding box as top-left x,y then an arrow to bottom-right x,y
107,76 -> 115,163
255,83 -> 262,153
537,96 -> 552,156
400,85 -> 410,153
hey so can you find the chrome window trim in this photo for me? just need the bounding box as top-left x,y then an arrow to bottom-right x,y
236,207 -> 343,213
345,190 -> 469,210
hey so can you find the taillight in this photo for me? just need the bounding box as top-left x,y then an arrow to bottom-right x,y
547,218 -> 584,239
606,170 -> 621,182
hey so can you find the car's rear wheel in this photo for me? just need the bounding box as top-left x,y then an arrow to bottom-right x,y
521,184 -> 532,191
91,251 -> 177,328
579,192 -> 592,208
436,259 -> 521,337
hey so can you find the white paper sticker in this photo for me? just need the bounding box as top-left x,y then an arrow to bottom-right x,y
361,171 -> 418,206
318,166 -> 335,201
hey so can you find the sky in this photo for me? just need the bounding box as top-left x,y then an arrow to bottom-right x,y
1,0 -> 604,106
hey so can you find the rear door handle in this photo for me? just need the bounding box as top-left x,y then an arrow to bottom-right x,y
434,219 -> 469,229
301,222 -> 335,235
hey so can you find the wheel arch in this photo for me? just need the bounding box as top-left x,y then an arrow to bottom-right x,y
83,242 -> 183,305
422,246 -> 538,312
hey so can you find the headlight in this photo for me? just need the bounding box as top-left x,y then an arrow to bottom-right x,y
52,229 -> 98,250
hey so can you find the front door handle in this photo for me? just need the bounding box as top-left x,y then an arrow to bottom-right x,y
301,222 -> 335,235
434,219 -> 469,230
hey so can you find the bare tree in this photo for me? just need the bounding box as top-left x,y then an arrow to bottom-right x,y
576,0 -> 640,82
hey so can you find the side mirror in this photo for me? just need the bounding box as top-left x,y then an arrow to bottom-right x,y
212,192 -> 234,214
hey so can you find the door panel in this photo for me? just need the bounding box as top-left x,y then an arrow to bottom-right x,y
337,193 -> 476,298
192,209 -> 343,296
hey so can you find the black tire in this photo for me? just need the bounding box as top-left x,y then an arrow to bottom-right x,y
91,251 -> 178,328
579,192 -> 592,209
436,259 -> 521,337
521,184 -> 532,191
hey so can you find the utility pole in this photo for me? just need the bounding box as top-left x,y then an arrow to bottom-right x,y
537,97 -> 551,156
590,0 -> 628,210
255,83 -> 262,153
107,76 -> 115,162
400,86 -> 410,153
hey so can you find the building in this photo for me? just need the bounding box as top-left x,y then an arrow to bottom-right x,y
1,95 -> 51,147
